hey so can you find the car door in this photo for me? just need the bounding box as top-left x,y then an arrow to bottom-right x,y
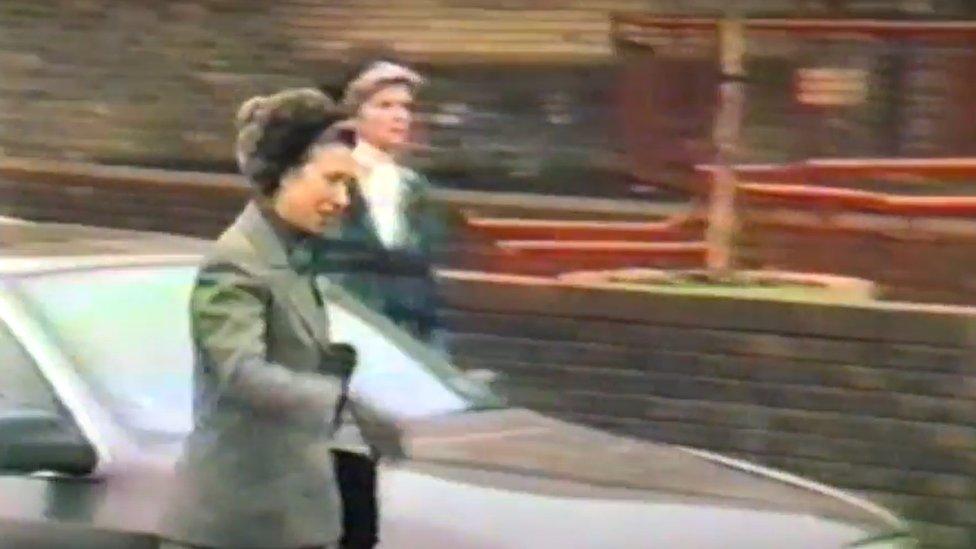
0,316 -> 147,549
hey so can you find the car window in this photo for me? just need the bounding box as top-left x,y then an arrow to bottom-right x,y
0,318 -> 62,414
11,264 -> 502,440
11,265 -> 196,438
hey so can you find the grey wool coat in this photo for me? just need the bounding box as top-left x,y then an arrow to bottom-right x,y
161,202 -> 377,549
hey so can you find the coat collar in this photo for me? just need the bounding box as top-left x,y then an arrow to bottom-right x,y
352,140 -> 396,173
235,201 -> 332,347
235,201 -> 289,268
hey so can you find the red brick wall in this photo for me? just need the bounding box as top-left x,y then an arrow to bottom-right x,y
441,272 -> 976,548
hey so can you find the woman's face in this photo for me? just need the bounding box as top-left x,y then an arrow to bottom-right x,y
355,83 -> 414,153
273,144 -> 354,234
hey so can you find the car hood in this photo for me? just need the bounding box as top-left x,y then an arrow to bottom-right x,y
0,408 -> 909,548
398,408 -> 907,543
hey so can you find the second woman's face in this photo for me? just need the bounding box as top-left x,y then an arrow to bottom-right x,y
356,83 -> 414,153
274,145 -> 354,234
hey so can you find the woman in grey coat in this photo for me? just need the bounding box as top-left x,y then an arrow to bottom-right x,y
159,88 -> 380,549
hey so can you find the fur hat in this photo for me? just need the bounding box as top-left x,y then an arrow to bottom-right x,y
234,88 -> 346,195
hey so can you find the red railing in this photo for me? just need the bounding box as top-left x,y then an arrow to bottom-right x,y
463,157 -> 976,275
612,13 -> 976,41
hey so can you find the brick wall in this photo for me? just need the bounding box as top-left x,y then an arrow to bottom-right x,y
0,161 -> 246,236
440,272 -> 976,547
736,188 -> 976,305
6,159 -> 976,305
0,0 -> 686,196
739,215 -> 976,305
612,11 -> 976,194
1,0 -> 923,198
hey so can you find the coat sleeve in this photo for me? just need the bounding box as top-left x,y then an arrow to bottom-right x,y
191,260 -> 344,424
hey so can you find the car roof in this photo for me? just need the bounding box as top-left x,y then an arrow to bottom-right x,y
0,218 -> 207,274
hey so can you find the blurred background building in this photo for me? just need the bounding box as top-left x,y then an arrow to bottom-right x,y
4,0 -> 976,198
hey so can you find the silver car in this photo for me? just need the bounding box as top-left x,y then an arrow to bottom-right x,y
0,219 -> 915,548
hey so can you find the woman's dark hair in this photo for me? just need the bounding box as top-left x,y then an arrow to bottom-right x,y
234,88 -> 354,196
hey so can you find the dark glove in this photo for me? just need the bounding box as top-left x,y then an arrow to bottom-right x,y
322,342 -> 358,378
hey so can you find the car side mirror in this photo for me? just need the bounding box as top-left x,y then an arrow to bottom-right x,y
0,409 -> 97,476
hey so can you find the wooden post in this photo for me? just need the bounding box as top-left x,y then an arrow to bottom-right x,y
705,16 -> 746,276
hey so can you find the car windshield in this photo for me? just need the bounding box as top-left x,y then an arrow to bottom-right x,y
10,263 -> 502,439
